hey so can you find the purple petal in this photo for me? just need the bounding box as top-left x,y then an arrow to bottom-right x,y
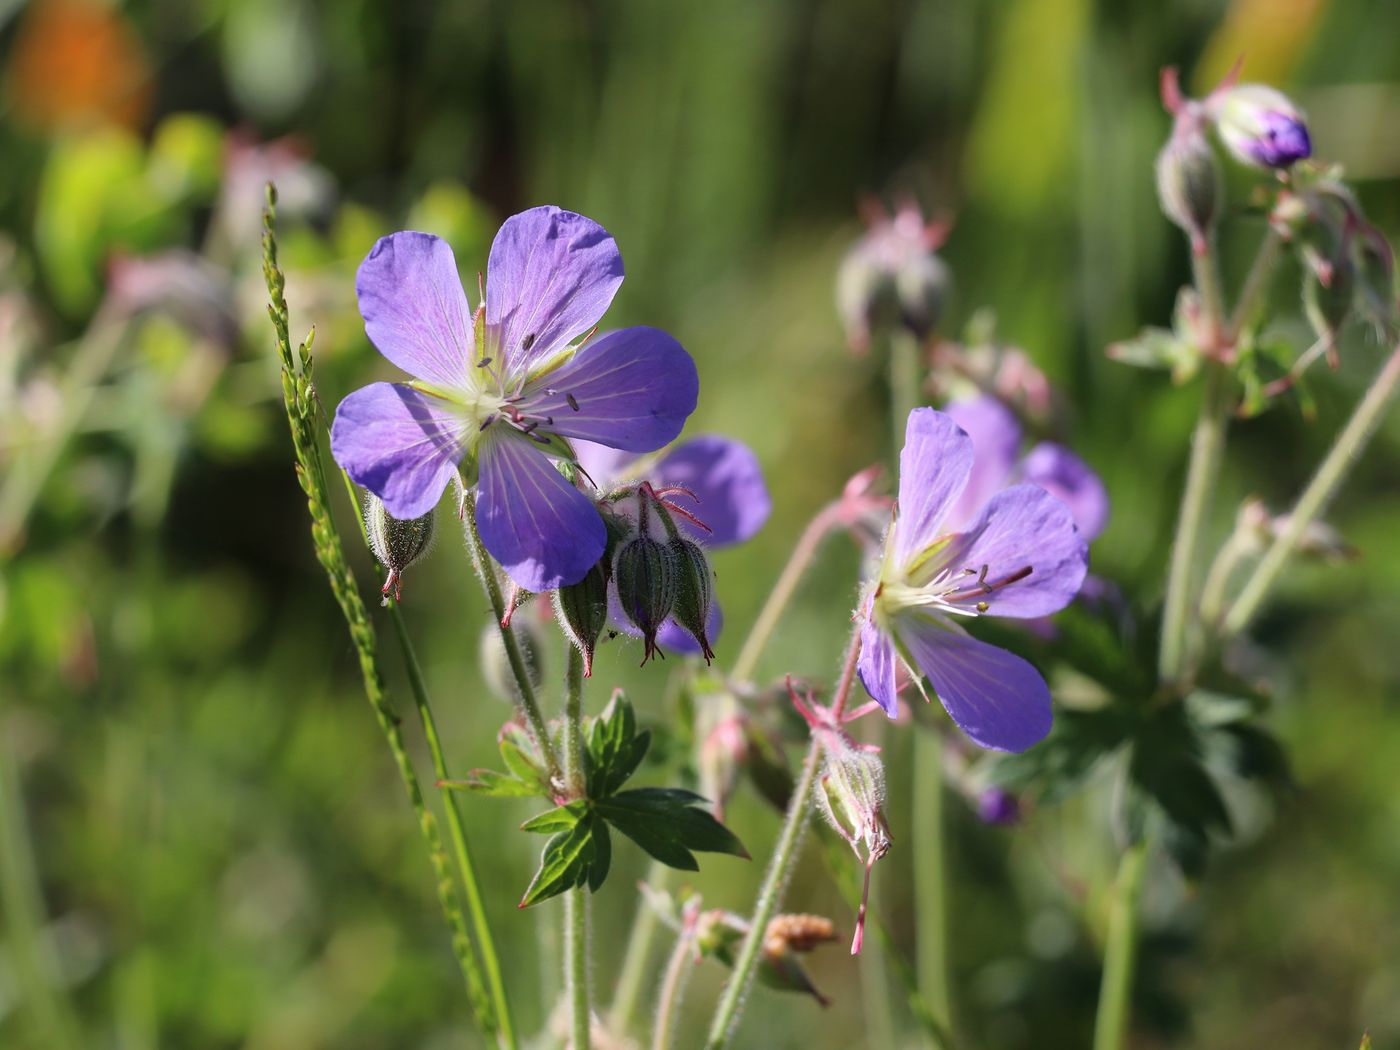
897,619 -> 1051,752
648,436 -> 771,547
520,327 -> 698,452
572,441 -> 637,492
943,484 -> 1087,619
330,382 -> 467,518
942,397 -> 1022,529
357,233 -> 475,390
1021,441 -> 1110,541
856,619 -> 902,717
475,431 -> 606,590
485,206 -> 624,376
894,408 -> 973,567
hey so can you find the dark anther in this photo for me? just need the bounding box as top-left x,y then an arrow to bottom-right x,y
477,357 -> 493,367
566,393 -> 580,412
520,420 -> 540,435
479,413 -> 497,431
522,333 -> 536,351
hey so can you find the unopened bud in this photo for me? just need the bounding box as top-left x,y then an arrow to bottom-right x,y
894,251 -> 950,341
976,787 -> 1022,826
478,617 -> 546,704
552,561 -> 610,677
668,536 -> 715,663
363,492 -> 434,604
613,535 -> 677,665
1210,84 -> 1311,169
816,744 -> 891,955
836,202 -> 951,352
1156,118 -> 1221,250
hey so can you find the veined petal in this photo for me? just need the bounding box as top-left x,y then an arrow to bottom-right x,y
898,617 -> 1051,752
893,408 -> 974,568
1021,441 -> 1110,541
856,618 -> 902,717
943,397 -> 1022,529
942,483 -> 1087,618
356,232 -> 474,390
572,441 -> 637,492
475,430 -> 607,591
649,435 -> 770,547
521,327 -> 698,452
486,206 -> 624,376
330,382 -> 467,518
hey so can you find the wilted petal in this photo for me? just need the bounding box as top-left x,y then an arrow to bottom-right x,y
357,232 -> 475,390
943,397 -> 1022,528
898,618 -> 1051,752
486,206 -> 624,375
475,431 -> 606,591
1021,441 -> 1110,541
894,408 -> 973,567
856,619 -> 902,717
521,327 -> 698,452
330,383 -> 468,518
943,483 -> 1086,619
650,435 -> 771,547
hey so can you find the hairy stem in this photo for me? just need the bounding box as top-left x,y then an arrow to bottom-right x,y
463,492 -> 564,788
1224,339 -> 1400,635
652,914 -> 697,1050
705,628 -> 863,1049
914,730 -> 953,1046
606,861 -> 666,1038
563,647 -> 591,1049
1228,228 -> 1285,338
1091,841 -> 1149,1050
388,604 -> 517,1050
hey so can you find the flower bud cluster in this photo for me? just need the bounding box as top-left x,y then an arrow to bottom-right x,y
836,200 -> 952,354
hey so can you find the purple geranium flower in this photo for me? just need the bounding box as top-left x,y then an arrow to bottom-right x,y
857,409 -> 1088,752
330,207 -> 699,591
943,395 -> 1109,541
575,434 -> 771,654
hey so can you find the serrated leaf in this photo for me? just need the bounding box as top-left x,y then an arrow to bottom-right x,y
987,707 -> 1133,804
597,787 -> 749,871
586,692 -> 650,798
587,820 -> 612,892
438,769 -> 542,798
521,802 -> 585,834
519,813 -> 596,907
499,735 -> 550,795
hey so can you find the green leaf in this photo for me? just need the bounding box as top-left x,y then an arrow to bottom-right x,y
1107,325 -> 1196,379
438,769 -> 541,798
587,820 -> 612,892
519,812 -> 598,908
597,787 -> 749,872
586,691 -> 650,798
499,734 -> 550,796
521,802 -> 585,834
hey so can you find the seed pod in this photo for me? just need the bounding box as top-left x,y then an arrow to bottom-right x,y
363,492 -> 435,603
668,536 -> 715,663
612,535 -> 678,665
1155,121 -> 1221,250
477,616 -> 546,704
552,561 -> 610,677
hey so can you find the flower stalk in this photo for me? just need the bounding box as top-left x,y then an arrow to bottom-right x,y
1091,840 -> 1149,1050
563,645 -> 592,1049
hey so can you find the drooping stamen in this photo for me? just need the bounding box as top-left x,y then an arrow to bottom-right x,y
942,564 -> 1034,605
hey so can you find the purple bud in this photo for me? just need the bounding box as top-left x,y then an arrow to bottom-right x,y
612,534 -> 678,665
1212,84 -> 1311,169
976,787 -> 1022,826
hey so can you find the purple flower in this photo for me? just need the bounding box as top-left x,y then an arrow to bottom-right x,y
976,787 -> 1022,826
944,395 -> 1109,542
857,409 -> 1088,752
330,207 -> 699,591
1210,84 -> 1311,169
575,434 -> 771,654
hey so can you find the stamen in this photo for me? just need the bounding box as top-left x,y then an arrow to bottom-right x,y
566,393 -> 580,412
943,564 -> 1034,605
477,357 -> 492,367
522,333 -> 536,352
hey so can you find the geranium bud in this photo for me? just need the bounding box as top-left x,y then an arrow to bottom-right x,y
1210,84 -> 1312,169
836,201 -> 951,352
894,250 -> 951,341
363,492 -> 434,604
478,616 -> 545,704
552,560 -> 610,677
668,536 -> 715,663
612,534 -> 678,664
1155,120 -> 1221,251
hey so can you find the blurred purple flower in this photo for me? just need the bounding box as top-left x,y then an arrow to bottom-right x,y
1209,84 -> 1311,169
575,433 -> 771,654
944,395 -> 1109,542
330,207 -> 699,590
857,409 -> 1088,752
976,787 -> 1022,826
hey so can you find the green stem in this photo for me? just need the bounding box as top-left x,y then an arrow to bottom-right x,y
388,604 -> 517,1050
1223,339 -> 1400,635
1227,228 -> 1285,339
606,861 -> 667,1038
652,914 -> 697,1050
913,730 -> 953,1046
463,491 -> 564,788
0,737 -> 84,1050
1091,841 -> 1149,1050
705,628 -> 863,1049
563,646 -> 591,1049
1197,529 -> 1251,632
889,330 -> 922,460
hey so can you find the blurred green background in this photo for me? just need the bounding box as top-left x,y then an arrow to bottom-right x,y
3,0 -> 1400,1047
